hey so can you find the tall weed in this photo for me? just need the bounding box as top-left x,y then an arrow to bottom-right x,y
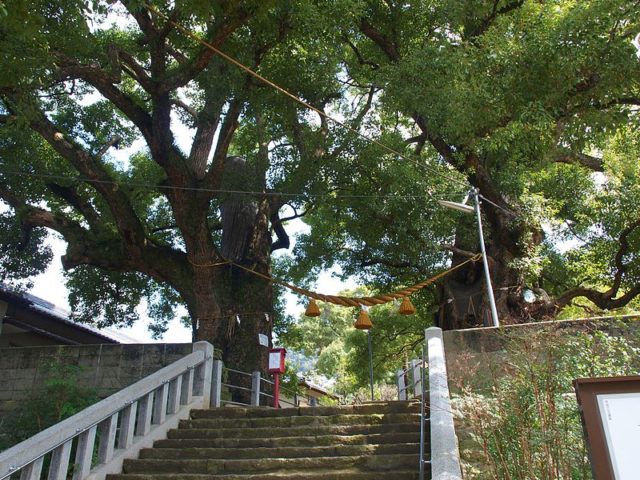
458,328 -> 640,479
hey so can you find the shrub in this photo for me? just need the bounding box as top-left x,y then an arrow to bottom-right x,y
0,363 -> 98,451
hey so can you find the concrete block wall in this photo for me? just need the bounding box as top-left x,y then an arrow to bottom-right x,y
0,343 -> 193,418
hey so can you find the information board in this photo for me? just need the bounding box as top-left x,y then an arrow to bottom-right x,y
596,392 -> 640,479
268,351 -> 281,370
574,376 -> 640,480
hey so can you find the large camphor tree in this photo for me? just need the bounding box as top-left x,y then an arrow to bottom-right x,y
0,0 -> 362,373
1,0 -> 640,375
291,0 -> 640,329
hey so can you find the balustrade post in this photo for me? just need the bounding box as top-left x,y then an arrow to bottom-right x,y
412,359 -> 422,397
397,369 -> 407,400
136,391 -> 154,436
180,369 -> 195,405
97,414 -> 118,464
118,401 -> 138,449
251,372 -> 261,407
193,342 -> 213,408
211,359 -> 223,408
167,376 -> 183,414
426,326 -> 463,479
152,383 -> 169,425
73,426 -> 97,480
19,458 -> 43,480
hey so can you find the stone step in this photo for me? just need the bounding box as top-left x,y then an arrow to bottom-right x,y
189,402 -> 421,419
154,431 -> 421,449
180,412 -> 420,429
139,442 -> 420,460
108,469 -> 422,480
122,454 -> 419,475
167,422 -> 421,440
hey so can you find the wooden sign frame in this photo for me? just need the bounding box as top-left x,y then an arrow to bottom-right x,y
574,376 -> 640,480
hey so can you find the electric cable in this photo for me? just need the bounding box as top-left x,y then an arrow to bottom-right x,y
0,168 -> 463,201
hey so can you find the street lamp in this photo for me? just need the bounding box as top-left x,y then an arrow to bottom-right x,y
354,306 -> 375,401
438,189 -> 500,328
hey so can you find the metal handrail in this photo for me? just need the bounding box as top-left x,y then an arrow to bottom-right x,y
224,367 -> 252,377
221,383 -> 252,393
279,385 -> 300,407
419,344 -> 427,480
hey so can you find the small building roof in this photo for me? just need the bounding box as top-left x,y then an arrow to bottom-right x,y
298,378 -> 340,399
0,284 -> 139,345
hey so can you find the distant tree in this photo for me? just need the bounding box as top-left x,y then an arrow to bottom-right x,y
281,287 -> 430,396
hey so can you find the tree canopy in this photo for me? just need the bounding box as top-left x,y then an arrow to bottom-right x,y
290,0 -> 640,326
1,0 -> 639,377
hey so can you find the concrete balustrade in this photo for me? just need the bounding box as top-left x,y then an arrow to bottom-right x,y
426,327 -> 462,480
0,341 -> 214,480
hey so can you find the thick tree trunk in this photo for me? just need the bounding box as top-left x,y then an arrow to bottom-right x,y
437,196 -> 547,329
187,196 -> 273,404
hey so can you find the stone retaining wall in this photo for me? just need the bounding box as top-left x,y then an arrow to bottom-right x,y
0,343 -> 193,417
443,314 -> 640,392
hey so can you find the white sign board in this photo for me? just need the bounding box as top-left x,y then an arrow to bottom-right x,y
597,392 -> 640,479
258,333 -> 269,347
269,351 -> 281,371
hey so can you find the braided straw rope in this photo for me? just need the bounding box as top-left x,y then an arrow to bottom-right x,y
189,254 -> 482,307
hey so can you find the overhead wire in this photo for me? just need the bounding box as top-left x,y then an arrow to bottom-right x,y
143,3 -> 470,190
0,168 -> 462,201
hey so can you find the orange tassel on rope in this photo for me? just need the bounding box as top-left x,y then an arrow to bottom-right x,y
305,299 -> 321,317
353,306 -> 373,330
398,296 -> 416,315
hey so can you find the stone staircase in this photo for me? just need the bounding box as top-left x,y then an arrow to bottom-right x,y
107,401 -> 426,480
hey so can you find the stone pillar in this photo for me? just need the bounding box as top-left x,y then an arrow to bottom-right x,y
0,299 -> 7,336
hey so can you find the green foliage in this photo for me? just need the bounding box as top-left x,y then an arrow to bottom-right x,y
0,0 -> 639,351
0,213 -> 52,288
65,266 -> 182,338
458,328 -> 640,479
0,363 -> 98,450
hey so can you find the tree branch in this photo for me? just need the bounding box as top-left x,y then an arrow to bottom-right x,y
117,48 -> 156,93
553,149 -> 604,172
159,10 -> 252,94
465,0 -> 525,40
171,98 -> 199,120
188,96 -> 223,178
18,100 -> 148,251
360,257 -> 412,269
344,36 -> 379,69
358,18 -> 400,61
45,183 -> 102,231
556,218 -> 640,310
54,55 -> 154,143
442,244 -> 477,258
270,210 -> 291,253
204,97 -> 243,190
96,135 -> 122,158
